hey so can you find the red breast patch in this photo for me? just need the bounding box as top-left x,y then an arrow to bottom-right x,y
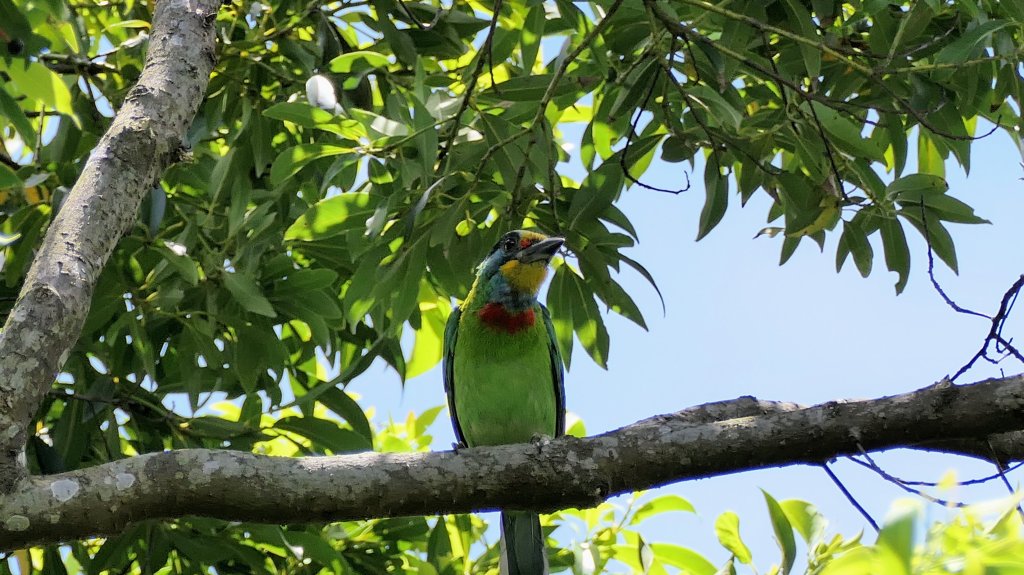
477,303 -> 536,333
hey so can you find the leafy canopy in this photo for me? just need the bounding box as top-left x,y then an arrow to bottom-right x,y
1,0 -> 1023,572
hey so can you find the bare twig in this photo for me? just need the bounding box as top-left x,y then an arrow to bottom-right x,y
823,462 -> 879,532
921,204 -> 990,320
674,0 -> 872,75
987,440 -> 1024,523
846,454 -> 1024,487
850,450 -> 968,508
621,57 -> 689,194
471,0 -> 624,179
950,275 -> 1024,381
644,0 -> 999,144
436,0 -> 503,170
760,29 -> 848,202
40,53 -> 118,76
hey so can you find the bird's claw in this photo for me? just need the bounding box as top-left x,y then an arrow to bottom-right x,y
530,434 -> 552,453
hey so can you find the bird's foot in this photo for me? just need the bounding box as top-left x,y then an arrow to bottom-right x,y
530,433 -> 552,454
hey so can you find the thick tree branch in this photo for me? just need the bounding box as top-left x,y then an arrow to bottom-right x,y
0,0 -> 221,492
3,374 -> 1024,550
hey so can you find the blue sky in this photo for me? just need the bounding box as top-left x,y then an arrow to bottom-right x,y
348,123 -> 1024,568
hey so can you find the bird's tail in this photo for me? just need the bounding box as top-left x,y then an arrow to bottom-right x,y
500,510 -> 548,575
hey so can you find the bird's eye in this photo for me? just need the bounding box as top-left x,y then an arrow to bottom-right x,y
502,236 -> 518,252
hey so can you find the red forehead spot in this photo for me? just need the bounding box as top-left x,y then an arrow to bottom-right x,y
520,238 -> 532,249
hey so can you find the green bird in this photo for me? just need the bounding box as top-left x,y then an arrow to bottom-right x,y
443,230 -> 566,575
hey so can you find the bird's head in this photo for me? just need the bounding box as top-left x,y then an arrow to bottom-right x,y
472,230 -> 564,308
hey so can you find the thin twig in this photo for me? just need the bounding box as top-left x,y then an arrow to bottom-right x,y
850,450 -> 968,508
846,454 -> 1024,487
950,275 -> 1024,381
644,0 -> 1000,144
987,440 -> 1024,523
674,0 -> 872,75
760,29 -> 848,203
621,57 -> 689,194
921,203 -> 990,320
436,0 -> 503,171
823,462 -> 879,532
471,0 -> 625,178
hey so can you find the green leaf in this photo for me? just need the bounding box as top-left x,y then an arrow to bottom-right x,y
897,190 -> 989,225
917,132 -> 945,177
899,208 -> 958,273
281,530 -> 348,569
207,147 -> 239,206
697,162 -> 728,240
547,265 -> 575,370
714,512 -> 752,564
935,20 -> 1010,64
0,164 -> 21,190
808,102 -> 885,162
649,544 -> 716,575
0,86 -> 36,147
2,59 -> 74,120
274,416 -> 372,453
563,265 -> 609,368
186,416 -> 251,439
781,0 -> 821,78
222,271 -> 277,317
878,215 -> 911,294
480,73 -> 598,102
520,4 -> 545,72
689,85 -> 742,130
877,500 -> 919,575
620,253 -> 666,314
819,547 -> 875,575
568,155 -> 626,228
630,494 -> 696,525
316,387 -> 374,445
327,50 -> 390,73
885,173 -> 947,199
270,144 -> 354,186
264,102 -> 337,127
883,114 -> 907,177
284,192 -> 375,241
763,490 -> 797,575
273,268 -> 338,293
592,275 -> 647,330
608,59 -> 659,121
406,292 -> 448,379
349,108 -> 410,137
836,219 -> 873,278
779,499 -> 823,543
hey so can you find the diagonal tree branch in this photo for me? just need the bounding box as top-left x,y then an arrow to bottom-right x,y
3,373 -> 1024,550
0,0 -> 222,493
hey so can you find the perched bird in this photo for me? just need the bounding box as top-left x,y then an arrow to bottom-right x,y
443,230 -> 566,575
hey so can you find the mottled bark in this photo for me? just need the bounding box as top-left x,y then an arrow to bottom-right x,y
0,0 -> 221,492
2,374 -> 1023,550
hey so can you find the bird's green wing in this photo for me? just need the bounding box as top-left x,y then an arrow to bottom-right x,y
540,303 -> 566,437
442,305 -> 467,447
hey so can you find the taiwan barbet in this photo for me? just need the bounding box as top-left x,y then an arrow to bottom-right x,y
443,230 -> 566,575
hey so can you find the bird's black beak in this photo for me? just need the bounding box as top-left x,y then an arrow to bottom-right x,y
517,237 -> 565,264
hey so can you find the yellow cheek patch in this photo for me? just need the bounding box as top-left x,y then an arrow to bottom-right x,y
499,259 -> 549,294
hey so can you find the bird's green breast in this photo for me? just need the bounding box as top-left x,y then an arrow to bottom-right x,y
453,307 -> 557,447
